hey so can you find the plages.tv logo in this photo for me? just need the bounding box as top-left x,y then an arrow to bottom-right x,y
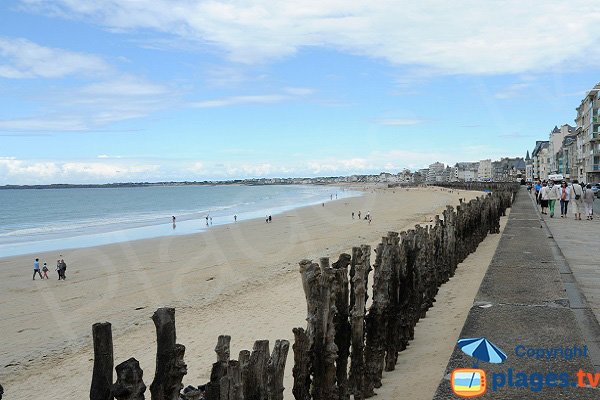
451,337 -> 507,398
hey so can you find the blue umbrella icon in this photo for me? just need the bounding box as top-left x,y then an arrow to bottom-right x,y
457,337 -> 507,367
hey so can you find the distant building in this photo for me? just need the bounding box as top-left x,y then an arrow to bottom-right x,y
492,157 -> 526,181
477,159 -> 492,181
531,141 -> 550,180
525,151 -> 533,182
548,124 -> 575,175
574,83 -> 600,183
427,162 -> 445,182
454,162 -> 479,182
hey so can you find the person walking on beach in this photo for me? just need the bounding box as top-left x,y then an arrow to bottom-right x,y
33,258 -> 42,280
559,181 -> 571,218
571,180 -> 584,220
352,212 -> 354,219
234,214 -> 237,222
583,184 -> 595,220
547,180 -> 560,218
59,258 -> 67,280
358,211 -> 361,219
206,215 -> 209,226
42,262 -> 49,279
56,259 -> 62,280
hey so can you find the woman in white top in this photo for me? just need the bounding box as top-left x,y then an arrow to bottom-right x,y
546,181 -> 561,218
570,180 -> 584,220
559,181 -> 571,218
583,184 -> 596,220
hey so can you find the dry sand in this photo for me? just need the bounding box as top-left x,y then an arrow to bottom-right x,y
0,185 -> 505,399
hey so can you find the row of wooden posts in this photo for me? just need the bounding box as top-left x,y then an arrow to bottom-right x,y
89,183 -> 519,400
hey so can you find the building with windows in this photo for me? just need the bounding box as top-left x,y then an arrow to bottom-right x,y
427,162 -> 445,182
531,141 -> 549,180
574,83 -> 600,183
477,159 -> 492,181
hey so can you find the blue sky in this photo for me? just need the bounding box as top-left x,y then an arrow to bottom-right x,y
1,0 -> 599,184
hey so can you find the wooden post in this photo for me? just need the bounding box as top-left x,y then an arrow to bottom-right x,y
91,322 -> 114,400
220,361 -> 243,400
332,253 -> 351,400
150,307 -> 187,400
113,358 -> 146,400
348,245 -> 370,400
244,340 -> 270,400
292,327 -> 311,400
267,339 -> 290,400
207,336 -> 232,400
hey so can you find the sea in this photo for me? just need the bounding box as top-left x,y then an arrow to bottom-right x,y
0,184 -> 361,258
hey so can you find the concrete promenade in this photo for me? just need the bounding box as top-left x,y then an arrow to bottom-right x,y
434,187 -> 600,399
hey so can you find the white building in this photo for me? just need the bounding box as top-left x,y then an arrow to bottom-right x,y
427,162 -> 445,182
478,159 -> 492,181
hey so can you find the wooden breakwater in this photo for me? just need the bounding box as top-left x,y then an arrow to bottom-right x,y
87,183 -> 519,400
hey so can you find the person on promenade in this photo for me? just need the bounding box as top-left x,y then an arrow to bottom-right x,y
583,184 -> 595,220
547,180 -> 560,218
538,181 -> 549,214
33,258 -> 42,280
571,180 -> 584,220
559,181 -> 571,218
534,180 -> 542,204
42,262 -> 49,279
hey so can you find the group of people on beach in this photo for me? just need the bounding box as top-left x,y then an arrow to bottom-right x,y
530,179 -> 595,220
33,256 -> 67,280
351,210 -> 371,224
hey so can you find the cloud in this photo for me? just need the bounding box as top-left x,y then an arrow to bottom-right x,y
190,94 -> 289,108
376,118 -> 424,126
494,83 -> 532,99
0,158 -> 160,184
20,0 -> 600,74
0,37 -> 110,78
0,75 -> 176,132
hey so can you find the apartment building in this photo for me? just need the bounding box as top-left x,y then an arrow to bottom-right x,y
531,141 -> 549,180
574,83 -> 600,183
477,159 -> 492,181
548,124 -> 575,174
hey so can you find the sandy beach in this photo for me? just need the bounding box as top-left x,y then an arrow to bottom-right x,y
0,185 -> 505,399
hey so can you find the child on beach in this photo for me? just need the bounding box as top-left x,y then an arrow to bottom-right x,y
42,263 -> 49,279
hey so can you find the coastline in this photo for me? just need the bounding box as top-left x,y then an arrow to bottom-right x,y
1,184 -> 483,399
0,184 -> 362,259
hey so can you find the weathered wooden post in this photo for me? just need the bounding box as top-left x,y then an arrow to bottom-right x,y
267,339 -> 290,400
364,234 -> 394,393
292,327 -> 311,400
348,245 -> 370,400
150,307 -> 187,400
207,335 -> 232,400
332,253 -> 351,400
220,361 -> 243,400
113,358 -> 146,400
91,322 -> 114,400
244,340 -> 270,400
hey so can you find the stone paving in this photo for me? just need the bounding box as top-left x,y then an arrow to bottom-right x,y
434,187 -> 600,399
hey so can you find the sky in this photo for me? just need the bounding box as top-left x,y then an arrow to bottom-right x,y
1,1 -> 600,184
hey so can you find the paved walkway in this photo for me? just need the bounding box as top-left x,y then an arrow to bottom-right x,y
537,193 -> 600,364
434,187 -> 600,399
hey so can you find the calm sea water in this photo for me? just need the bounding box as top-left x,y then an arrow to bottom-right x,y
0,185 -> 360,258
